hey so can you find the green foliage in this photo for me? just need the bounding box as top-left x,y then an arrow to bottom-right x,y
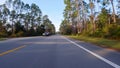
0,23 -> 8,38
98,8 -> 109,27
93,29 -> 105,37
0,32 -> 8,38
60,20 -> 72,35
16,31 -> 24,37
106,25 -> 120,39
61,0 -> 120,40
36,26 -> 45,35
42,15 -> 55,35
10,33 -> 17,37
0,0 -> 55,38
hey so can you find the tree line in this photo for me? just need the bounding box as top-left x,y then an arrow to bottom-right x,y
0,0 -> 55,38
60,0 -> 120,40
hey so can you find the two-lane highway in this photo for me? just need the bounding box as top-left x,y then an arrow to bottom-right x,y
0,35 -> 120,68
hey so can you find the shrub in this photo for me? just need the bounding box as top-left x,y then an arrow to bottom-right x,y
93,29 -> 105,38
0,32 -> 8,38
105,25 -> 120,39
16,31 -> 24,37
10,33 -> 17,37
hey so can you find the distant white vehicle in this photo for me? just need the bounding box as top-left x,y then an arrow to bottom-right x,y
43,32 -> 50,36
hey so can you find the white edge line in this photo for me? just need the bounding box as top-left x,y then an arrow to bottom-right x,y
62,36 -> 120,68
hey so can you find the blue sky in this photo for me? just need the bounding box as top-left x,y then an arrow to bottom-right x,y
0,0 -> 6,4
22,0 -> 65,31
0,0 -> 65,31
0,0 -> 118,31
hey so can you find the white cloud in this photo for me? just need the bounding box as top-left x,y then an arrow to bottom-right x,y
0,0 -> 6,5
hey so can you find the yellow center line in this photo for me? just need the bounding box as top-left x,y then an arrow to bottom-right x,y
0,45 -> 26,56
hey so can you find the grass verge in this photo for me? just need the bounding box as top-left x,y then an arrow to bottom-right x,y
0,38 -> 6,41
67,35 -> 120,51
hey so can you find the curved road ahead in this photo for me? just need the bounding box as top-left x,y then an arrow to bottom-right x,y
0,35 -> 120,68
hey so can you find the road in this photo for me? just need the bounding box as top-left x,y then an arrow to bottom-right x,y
0,35 -> 120,68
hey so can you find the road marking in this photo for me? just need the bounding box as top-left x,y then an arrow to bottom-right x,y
0,45 -> 26,56
63,36 -> 120,68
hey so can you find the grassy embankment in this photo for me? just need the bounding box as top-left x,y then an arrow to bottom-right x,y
0,38 -> 6,41
68,35 -> 120,51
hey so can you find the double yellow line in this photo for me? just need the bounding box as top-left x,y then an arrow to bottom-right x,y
0,45 -> 26,56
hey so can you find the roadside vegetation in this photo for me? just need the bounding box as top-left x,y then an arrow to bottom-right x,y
0,38 -> 6,41
0,0 -> 55,38
60,0 -> 120,50
68,35 -> 120,51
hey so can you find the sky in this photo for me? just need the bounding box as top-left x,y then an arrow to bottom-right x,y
0,0 -> 6,4
0,0 -> 65,32
22,0 -> 65,32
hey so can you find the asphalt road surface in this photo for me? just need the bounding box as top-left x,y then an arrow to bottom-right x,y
0,35 -> 120,68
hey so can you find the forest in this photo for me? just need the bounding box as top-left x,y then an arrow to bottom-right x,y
0,0 -> 55,38
60,0 -> 120,40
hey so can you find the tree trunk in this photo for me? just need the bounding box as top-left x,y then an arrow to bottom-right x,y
89,0 -> 95,33
80,0 -> 87,32
12,21 -> 15,34
110,0 -> 116,23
